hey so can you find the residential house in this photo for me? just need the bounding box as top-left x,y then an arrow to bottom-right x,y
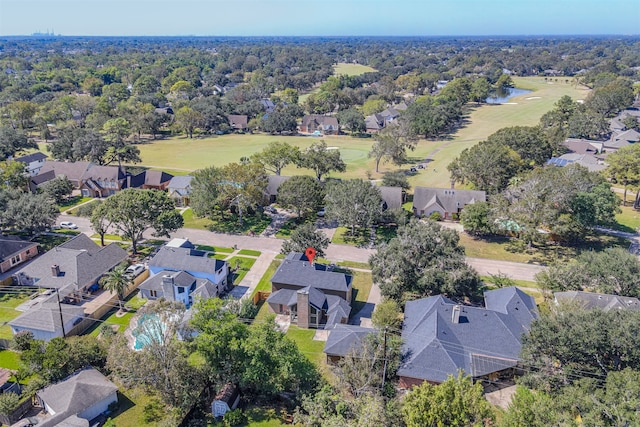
167,175 -> 194,207
378,186 -> 403,210
14,152 -> 47,177
379,107 -> 400,124
79,164 -> 128,198
265,175 -> 291,203
562,138 -> 604,155
227,114 -> 248,131
605,129 -> 640,151
9,293 -> 85,341
365,114 -> 385,133
129,170 -> 174,191
299,115 -> 340,135
13,234 -> 127,298
547,153 -> 607,172
140,242 -> 230,307
0,234 -> 39,273
554,290 -> 640,311
34,161 -> 92,189
412,187 -> 486,219
260,99 -> 276,113
398,287 -> 538,388
35,367 -> 118,427
323,324 -> 374,363
266,252 -> 352,328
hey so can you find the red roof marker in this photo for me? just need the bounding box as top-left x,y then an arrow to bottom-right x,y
305,247 -> 316,264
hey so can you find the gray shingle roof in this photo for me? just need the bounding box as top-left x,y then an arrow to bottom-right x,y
413,187 -> 486,214
266,289 -> 298,306
168,175 -> 193,196
9,294 -> 85,332
149,246 -> 226,274
554,291 -> 640,311
37,161 -> 92,183
0,234 -> 38,262
36,367 -> 117,427
378,186 -> 403,210
266,175 -> 291,197
271,253 -> 352,294
15,234 -> 127,293
323,324 -> 374,357
398,287 -> 538,383
15,152 -> 47,163
139,270 -> 196,292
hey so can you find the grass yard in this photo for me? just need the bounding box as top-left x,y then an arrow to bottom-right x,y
331,225 -> 397,247
459,232 -> 630,265
333,63 -> 377,76
251,260 -> 281,297
286,326 -> 326,369
238,249 -> 262,257
195,244 -> 234,253
86,292 -> 147,336
108,388 -> 168,427
90,233 -> 128,242
613,205 -> 640,233
181,208 -> 271,235
350,272 -> 373,316
58,196 -> 92,212
0,350 -> 20,370
337,260 -> 370,270
228,256 -> 257,284
480,276 -> 538,289
182,208 -> 213,230
31,234 -> 70,251
0,288 -> 37,340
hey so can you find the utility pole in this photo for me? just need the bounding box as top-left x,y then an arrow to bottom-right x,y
55,288 -> 66,338
381,326 -> 388,391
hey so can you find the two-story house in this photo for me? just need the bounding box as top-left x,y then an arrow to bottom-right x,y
14,152 -> 47,177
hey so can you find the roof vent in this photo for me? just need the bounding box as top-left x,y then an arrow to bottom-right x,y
51,264 -> 60,277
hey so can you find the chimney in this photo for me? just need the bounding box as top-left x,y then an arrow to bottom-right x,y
297,289 -> 310,329
51,264 -> 60,277
161,274 -> 174,300
162,274 -> 174,285
452,305 -> 461,324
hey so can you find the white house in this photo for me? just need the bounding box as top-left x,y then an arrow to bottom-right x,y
14,152 -> 47,177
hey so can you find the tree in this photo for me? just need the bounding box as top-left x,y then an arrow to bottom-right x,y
39,176 -> 73,204
0,160 -> 28,191
103,144 -> 141,168
535,247 -> 640,297
174,106 -> 202,138
325,179 -> 383,235
370,219 -> 482,303
296,140 -> 346,181
219,162 -> 268,226
251,141 -> 300,175
469,77 -> 491,104
495,73 -> 514,91
362,98 -> 387,116
402,371 -> 494,427
0,190 -> 58,234
460,201 -> 493,235
190,165 -> 225,219
448,139 -> 522,194
6,100 -> 38,129
605,144 -> 640,206
337,108 -> 366,134
281,223 -> 330,257
98,188 -> 183,253
369,122 -> 417,173
0,393 -> 20,417
485,126 -> 555,167
0,126 -> 36,160
90,202 -> 111,247
99,266 -> 131,312
101,117 -> 131,147
259,107 -> 299,134
381,170 -> 410,191
371,298 -> 401,329
277,175 -> 325,218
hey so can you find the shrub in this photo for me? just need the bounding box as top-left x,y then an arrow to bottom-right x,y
0,393 -> 20,415
11,330 -> 34,351
75,200 -> 101,217
143,399 -> 164,422
428,212 -> 442,221
223,409 -> 246,427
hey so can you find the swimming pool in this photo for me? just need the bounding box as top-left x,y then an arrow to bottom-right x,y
133,313 -> 167,350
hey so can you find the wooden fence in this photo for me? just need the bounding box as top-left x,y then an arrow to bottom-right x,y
252,291 -> 270,305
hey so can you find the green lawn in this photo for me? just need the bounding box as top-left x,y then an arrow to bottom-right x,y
195,244 -> 234,253
333,63 -> 377,76
132,77 -> 589,194
459,232 -> 630,265
238,249 -> 261,257
613,205 -> 640,233
181,208 -> 271,235
90,233 -> 128,242
182,208 -> 213,230
58,196 -> 92,212
350,272 -> 373,316
331,225 -> 397,247
251,260 -> 281,297
480,276 -> 538,289
227,256 -> 257,284
0,350 -> 20,370
0,288 -> 36,339
286,326 -> 326,369
336,260 -> 371,270
109,388 -> 167,427
86,293 -> 147,336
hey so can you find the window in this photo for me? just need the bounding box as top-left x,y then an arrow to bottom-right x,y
149,290 -> 158,298
10,255 -> 21,266
177,286 -> 185,294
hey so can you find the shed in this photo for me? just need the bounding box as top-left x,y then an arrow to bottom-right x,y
211,383 -> 240,417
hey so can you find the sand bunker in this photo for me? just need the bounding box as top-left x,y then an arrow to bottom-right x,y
525,96 -> 541,100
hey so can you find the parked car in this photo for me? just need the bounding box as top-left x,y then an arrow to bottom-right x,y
125,263 -> 145,278
60,221 -> 78,229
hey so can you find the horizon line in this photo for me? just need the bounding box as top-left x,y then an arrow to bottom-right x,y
2,33 -> 639,38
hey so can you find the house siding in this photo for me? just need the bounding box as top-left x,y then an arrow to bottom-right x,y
0,245 -> 38,273
77,392 -> 118,421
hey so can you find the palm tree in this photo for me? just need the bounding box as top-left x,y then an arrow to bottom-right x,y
99,266 -> 131,312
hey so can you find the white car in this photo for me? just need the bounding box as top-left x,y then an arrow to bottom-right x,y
60,221 -> 78,229
125,263 -> 145,278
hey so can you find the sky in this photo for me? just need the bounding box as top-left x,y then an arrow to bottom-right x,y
0,0 -> 638,37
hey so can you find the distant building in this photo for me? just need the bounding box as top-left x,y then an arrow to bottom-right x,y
412,187 -> 486,219
299,115 -> 339,135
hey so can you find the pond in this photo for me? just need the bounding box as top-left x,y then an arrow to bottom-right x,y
486,87 -> 532,104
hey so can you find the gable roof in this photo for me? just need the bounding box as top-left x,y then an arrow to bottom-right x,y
271,252 -> 352,294
0,234 -> 38,262
554,291 -> 640,311
9,293 -> 85,333
227,114 -> 248,129
15,152 -> 47,163
149,246 -> 226,274
398,287 -> 538,383
266,175 -> 291,197
16,234 -> 127,294
37,161 -> 92,183
365,114 -> 385,130
413,187 -> 486,214
323,324 -> 374,357
378,186 -> 403,210
83,164 -> 126,182
37,367 -> 118,427
168,175 -> 194,195
300,115 -> 339,130
130,170 -> 173,187
562,138 -> 604,155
